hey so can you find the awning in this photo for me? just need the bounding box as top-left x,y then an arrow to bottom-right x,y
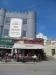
12,43 -> 44,49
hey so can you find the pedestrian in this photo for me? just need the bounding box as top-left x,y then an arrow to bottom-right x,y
16,53 -> 19,62
32,54 -> 37,63
4,53 -> 8,62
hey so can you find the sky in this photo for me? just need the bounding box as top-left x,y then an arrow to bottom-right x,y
0,0 -> 56,39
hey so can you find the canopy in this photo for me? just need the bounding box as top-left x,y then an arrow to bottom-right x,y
12,43 -> 44,49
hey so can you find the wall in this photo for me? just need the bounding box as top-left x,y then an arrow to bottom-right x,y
2,10 -> 36,39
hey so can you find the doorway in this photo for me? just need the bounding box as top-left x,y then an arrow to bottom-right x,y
52,49 -> 55,56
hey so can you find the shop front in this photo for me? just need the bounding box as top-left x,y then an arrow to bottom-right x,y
0,38 -> 14,55
12,40 -> 46,61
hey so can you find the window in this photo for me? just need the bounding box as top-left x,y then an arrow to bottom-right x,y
5,17 -> 10,24
23,19 -> 27,24
0,26 -> 2,36
3,29 -> 8,36
22,30 -> 26,37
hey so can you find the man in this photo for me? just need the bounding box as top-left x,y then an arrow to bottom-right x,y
32,54 -> 37,62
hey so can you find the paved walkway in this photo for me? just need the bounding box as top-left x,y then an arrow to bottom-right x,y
0,60 -> 56,75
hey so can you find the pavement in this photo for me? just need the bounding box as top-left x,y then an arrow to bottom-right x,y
0,60 -> 56,75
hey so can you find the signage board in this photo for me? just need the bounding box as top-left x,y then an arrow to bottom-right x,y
9,18 -> 22,38
0,38 -> 14,49
0,38 -> 14,45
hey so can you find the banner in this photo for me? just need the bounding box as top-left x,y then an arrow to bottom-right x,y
9,18 -> 22,38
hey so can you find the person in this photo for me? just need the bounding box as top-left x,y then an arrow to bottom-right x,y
38,53 -> 42,61
32,54 -> 37,62
8,53 -> 11,62
4,53 -> 8,62
16,53 -> 19,62
11,52 -> 15,62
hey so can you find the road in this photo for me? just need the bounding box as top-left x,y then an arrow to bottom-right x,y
0,60 -> 56,75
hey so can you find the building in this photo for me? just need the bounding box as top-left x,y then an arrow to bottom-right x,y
36,33 -> 47,45
0,8 -> 36,39
0,8 -> 38,58
44,39 -> 56,57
